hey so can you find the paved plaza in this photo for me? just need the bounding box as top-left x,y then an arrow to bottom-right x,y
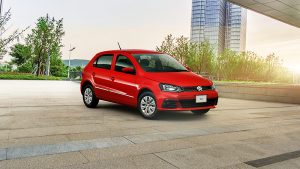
0,80 -> 300,169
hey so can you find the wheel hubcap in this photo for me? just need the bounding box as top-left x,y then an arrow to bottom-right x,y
140,96 -> 156,115
84,88 -> 93,104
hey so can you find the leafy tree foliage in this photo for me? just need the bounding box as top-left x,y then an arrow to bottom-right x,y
156,34 -> 176,57
9,14 -> 67,76
26,14 -> 65,76
157,35 -> 215,75
186,41 -> 215,74
0,64 -> 12,72
10,44 -> 31,66
0,9 -> 27,57
157,34 -> 292,83
70,66 -> 83,72
49,45 -> 67,77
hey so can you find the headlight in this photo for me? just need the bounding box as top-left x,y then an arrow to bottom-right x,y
211,83 -> 216,90
159,84 -> 183,92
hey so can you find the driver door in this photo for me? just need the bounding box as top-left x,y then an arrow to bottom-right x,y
110,54 -> 138,106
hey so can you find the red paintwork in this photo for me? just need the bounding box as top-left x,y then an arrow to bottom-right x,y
81,49 -> 218,111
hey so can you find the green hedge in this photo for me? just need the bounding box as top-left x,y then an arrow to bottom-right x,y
0,73 -> 65,80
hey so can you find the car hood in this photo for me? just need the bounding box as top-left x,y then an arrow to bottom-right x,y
143,72 -> 213,87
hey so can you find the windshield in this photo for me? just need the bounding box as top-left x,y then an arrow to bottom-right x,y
133,54 -> 187,72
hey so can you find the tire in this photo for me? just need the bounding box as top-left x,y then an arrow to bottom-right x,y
191,109 -> 210,115
82,84 -> 99,108
138,91 -> 159,120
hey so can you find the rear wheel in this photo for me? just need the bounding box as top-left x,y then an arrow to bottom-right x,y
138,92 -> 158,120
191,109 -> 210,115
83,85 -> 99,108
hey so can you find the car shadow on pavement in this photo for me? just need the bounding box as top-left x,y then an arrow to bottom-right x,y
158,111 -> 209,121
96,103 -> 210,121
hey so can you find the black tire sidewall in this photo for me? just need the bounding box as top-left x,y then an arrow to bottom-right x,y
83,85 -> 99,108
138,91 -> 158,120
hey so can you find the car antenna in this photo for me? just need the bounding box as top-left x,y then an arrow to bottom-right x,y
117,42 -> 122,50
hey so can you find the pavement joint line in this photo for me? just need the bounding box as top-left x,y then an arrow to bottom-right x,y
150,127 -> 165,132
123,126 -> 253,144
79,151 -> 90,164
3,126 -> 163,142
153,153 -> 180,169
7,123 -> 107,132
213,105 -> 299,111
0,105 -> 83,108
4,121 -> 299,147
122,121 -> 300,145
245,150 -> 300,168
122,136 -> 137,144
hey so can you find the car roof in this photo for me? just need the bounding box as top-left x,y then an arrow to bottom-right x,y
100,49 -> 163,55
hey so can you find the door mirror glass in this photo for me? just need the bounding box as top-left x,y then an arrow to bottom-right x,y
122,67 -> 135,74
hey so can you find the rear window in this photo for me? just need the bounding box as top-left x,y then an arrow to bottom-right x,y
93,54 -> 113,70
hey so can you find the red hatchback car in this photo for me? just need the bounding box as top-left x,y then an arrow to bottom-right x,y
81,49 -> 218,119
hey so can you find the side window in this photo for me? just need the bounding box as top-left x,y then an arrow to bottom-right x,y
93,54 -> 113,70
115,55 -> 134,72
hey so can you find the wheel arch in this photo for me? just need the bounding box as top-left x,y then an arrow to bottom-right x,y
137,88 -> 154,101
81,80 -> 93,95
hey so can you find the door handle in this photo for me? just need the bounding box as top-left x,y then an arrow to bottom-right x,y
111,77 -> 115,81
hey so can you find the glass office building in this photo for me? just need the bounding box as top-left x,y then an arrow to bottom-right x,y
191,0 -> 247,54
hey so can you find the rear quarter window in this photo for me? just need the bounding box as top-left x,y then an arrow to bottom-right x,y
93,54 -> 113,70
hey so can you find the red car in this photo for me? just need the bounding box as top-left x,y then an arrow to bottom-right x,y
81,49 -> 218,119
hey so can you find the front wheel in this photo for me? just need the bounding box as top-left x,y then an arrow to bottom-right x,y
83,85 -> 99,108
191,109 -> 210,115
138,92 -> 159,120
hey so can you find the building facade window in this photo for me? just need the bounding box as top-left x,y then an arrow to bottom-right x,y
191,0 -> 247,54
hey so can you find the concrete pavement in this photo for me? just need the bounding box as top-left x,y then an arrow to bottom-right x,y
0,80 -> 300,169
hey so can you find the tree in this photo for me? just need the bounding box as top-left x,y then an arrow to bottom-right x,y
157,34 -> 292,83
8,14 -> 66,76
0,9 -> 27,57
0,64 -> 12,72
26,14 -> 65,76
70,66 -> 83,72
49,45 -> 67,77
186,40 -> 215,74
157,35 -> 190,64
10,44 -> 33,73
156,34 -> 176,56
174,36 -> 189,64
157,35 -> 215,75
10,44 -> 32,66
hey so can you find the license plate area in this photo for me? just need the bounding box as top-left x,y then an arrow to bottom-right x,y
196,95 -> 207,103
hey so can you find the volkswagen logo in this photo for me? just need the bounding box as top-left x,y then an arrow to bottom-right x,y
197,86 -> 203,91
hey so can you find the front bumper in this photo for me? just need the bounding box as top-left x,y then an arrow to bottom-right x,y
156,90 -> 218,111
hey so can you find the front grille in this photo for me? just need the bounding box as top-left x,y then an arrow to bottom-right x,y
179,98 -> 218,108
183,86 -> 212,92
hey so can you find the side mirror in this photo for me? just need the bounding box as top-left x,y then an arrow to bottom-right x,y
122,67 -> 135,74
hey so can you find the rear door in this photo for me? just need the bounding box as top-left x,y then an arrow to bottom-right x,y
92,54 -> 115,101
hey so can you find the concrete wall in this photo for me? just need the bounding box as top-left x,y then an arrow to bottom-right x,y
215,82 -> 300,104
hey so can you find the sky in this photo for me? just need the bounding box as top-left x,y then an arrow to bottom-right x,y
3,0 -> 300,66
